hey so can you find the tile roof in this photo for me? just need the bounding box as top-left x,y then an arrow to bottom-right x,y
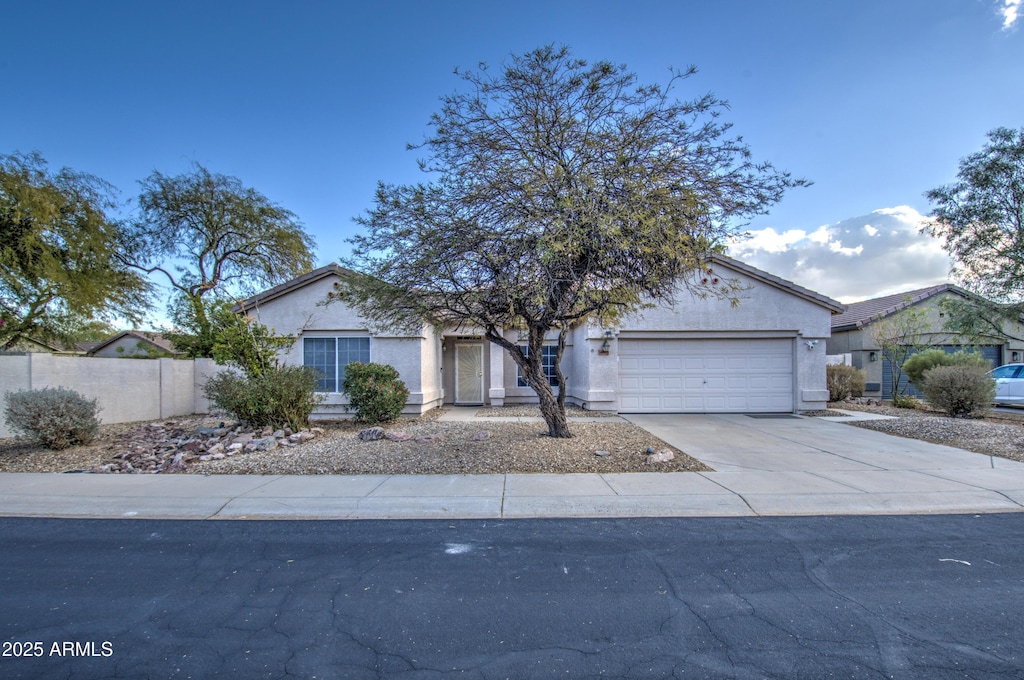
830,284 -> 962,331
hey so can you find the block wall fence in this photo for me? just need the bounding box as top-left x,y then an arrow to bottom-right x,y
0,354 -> 225,438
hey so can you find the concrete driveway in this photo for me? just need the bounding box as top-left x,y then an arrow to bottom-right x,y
624,413 -> 1024,515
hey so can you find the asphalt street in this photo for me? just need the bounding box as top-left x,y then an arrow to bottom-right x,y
3,515 -> 1024,679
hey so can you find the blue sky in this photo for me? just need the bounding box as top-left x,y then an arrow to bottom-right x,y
3,0 -> 1022,315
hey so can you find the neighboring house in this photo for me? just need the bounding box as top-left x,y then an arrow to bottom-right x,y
1,337 -> 86,355
86,331 -> 181,359
237,255 -> 845,418
828,284 -> 1024,399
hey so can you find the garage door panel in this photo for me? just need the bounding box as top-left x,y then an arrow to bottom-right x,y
618,338 -> 793,413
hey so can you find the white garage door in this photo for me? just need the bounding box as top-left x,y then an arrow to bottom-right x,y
618,338 -> 794,413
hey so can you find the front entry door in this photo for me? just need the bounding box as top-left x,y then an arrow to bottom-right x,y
455,344 -> 484,404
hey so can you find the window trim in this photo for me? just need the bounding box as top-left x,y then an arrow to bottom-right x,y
302,335 -> 371,393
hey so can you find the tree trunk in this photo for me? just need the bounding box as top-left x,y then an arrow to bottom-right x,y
484,326 -> 573,438
535,379 -> 572,438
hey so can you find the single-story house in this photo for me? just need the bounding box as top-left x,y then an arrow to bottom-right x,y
827,284 -> 1024,399
86,331 -> 181,359
236,255 -> 845,417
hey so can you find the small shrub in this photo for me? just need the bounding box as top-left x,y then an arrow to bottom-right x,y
920,365 -> 995,417
204,365 -> 322,430
891,393 -> 921,410
826,364 -> 866,401
342,362 -> 409,424
903,349 -> 990,388
4,387 -> 101,450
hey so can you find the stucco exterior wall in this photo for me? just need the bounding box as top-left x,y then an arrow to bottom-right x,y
247,274 -> 442,417
567,266 -> 835,411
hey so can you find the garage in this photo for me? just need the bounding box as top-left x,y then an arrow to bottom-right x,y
617,338 -> 794,413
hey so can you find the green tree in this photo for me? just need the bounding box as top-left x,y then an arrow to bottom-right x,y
924,127 -> 1024,341
341,46 -> 807,437
0,152 -> 151,349
869,301 -> 931,400
165,298 -> 293,376
119,163 -> 316,346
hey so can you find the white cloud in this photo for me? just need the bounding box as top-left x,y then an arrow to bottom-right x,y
728,206 -> 952,303
1001,0 -> 1022,29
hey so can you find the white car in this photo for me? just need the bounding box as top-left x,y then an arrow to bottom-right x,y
991,363 -> 1024,405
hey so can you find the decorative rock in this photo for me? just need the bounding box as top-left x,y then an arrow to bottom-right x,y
198,426 -> 229,437
251,437 -> 278,451
594,450 -> 611,457
272,429 -> 285,439
311,427 -> 326,435
359,427 -> 386,441
645,447 -> 655,454
210,453 -> 225,460
470,430 -> 491,441
278,439 -> 297,447
645,449 -> 675,464
289,432 -> 315,443
227,442 -> 244,451
385,431 -> 413,442
206,443 -> 226,455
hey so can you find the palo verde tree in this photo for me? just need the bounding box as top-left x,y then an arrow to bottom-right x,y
924,127 -> 1024,342
341,46 -> 807,438
119,163 -> 316,353
0,152 -> 151,349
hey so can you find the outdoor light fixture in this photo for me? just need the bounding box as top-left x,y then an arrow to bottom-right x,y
599,330 -> 613,354
1014,351 -> 1021,362
869,351 -> 879,362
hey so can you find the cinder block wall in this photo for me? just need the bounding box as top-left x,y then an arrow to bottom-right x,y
0,354 -> 226,438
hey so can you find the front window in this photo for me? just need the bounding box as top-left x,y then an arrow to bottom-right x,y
517,345 -> 560,387
303,337 -> 370,392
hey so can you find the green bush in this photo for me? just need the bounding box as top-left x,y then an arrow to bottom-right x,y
903,349 -> 990,388
203,365 -> 322,430
920,365 -> 995,417
826,364 -> 867,402
3,387 -> 101,449
891,393 -> 921,410
342,362 -> 409,424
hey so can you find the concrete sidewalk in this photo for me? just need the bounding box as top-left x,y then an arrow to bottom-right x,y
2,412 -> 1024,520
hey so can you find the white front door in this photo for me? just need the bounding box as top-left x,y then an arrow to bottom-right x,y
455,344 -> 484,404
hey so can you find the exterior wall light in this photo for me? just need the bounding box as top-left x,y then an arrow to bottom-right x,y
599,330 -> 613,355
869,351 -> 879,362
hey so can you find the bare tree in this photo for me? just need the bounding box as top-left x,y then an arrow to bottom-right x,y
341,46 -> 807,437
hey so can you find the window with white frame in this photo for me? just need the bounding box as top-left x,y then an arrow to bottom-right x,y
516,345 -> 560,387
303,337 -> 370,392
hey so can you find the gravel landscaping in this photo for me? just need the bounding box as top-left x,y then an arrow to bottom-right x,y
7,402 -> 1024,475
0,409 -> 710,475
834,402 -> 1024,462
